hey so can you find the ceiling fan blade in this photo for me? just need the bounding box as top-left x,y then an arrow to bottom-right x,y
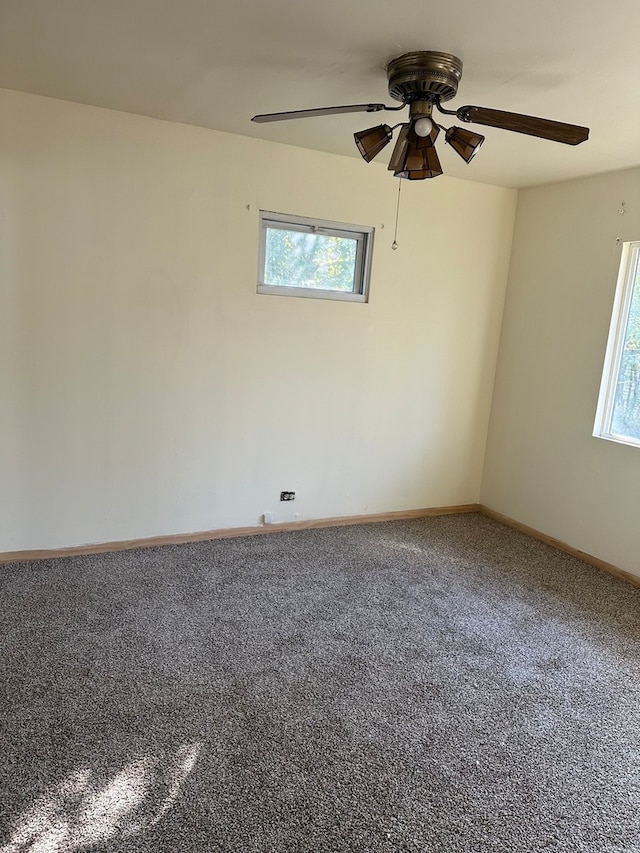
456,105 -> 589,145
252,104 -> 388,123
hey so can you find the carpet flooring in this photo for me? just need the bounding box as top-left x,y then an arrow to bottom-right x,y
0,513 -> 639,852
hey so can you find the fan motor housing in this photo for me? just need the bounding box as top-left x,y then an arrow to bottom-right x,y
387,51 -> 463,103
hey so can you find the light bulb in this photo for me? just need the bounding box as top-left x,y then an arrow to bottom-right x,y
414,116 -> 433,137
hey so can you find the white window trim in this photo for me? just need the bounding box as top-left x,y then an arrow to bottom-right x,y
257,210 -> 374,303
593,240 -> 640,447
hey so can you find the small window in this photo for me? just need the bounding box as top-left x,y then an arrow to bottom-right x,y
594,240 -> 640,446
257,211 -> 373,302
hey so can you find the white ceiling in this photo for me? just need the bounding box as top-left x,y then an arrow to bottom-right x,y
2,0 -> 639,188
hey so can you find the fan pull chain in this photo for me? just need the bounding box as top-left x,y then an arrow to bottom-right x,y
391,178 -> 402,250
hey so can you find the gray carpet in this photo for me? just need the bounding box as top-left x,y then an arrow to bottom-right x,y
1,513 -> 639,852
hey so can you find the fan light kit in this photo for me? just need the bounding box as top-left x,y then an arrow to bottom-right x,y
252,51 -> 589,180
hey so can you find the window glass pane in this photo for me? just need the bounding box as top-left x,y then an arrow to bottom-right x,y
264,227 -> 358,292
611,254 -> 640,440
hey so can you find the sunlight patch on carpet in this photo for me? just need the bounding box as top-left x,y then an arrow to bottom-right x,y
0,742 -> 202,852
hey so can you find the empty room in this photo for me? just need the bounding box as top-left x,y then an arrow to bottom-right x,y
1,1 -> 639,850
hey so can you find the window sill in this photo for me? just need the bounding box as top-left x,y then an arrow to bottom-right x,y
593,432 -> 640,449
257,284 -> 368,303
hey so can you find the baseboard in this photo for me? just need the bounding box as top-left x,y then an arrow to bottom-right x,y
479,505 -> 640,589
5,504 -> 637,588
0,503 -> 480,564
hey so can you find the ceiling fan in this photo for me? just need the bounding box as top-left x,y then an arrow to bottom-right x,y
252,51 -> 589,180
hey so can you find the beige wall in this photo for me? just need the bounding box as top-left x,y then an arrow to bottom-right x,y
481,166 -> 640,578
0,89 -> 516,551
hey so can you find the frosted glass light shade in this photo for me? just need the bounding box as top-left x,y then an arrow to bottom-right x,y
354,124 -> 394,162
445,126 -> 485,163
392,131 -> 443,180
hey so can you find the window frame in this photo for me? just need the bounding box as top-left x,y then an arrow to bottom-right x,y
257,210 -> 374,303
594,240 -> 640,447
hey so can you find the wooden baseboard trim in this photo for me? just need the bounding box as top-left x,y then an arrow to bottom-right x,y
0,503 -> 480,564
479,505 -> 640,588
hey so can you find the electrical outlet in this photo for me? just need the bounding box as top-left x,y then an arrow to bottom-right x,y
262,512 -> 273,525
280,491 -> 295,501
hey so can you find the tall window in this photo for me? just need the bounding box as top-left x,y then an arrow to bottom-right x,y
594,241 -> 640,446
258,211 -> 374,303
